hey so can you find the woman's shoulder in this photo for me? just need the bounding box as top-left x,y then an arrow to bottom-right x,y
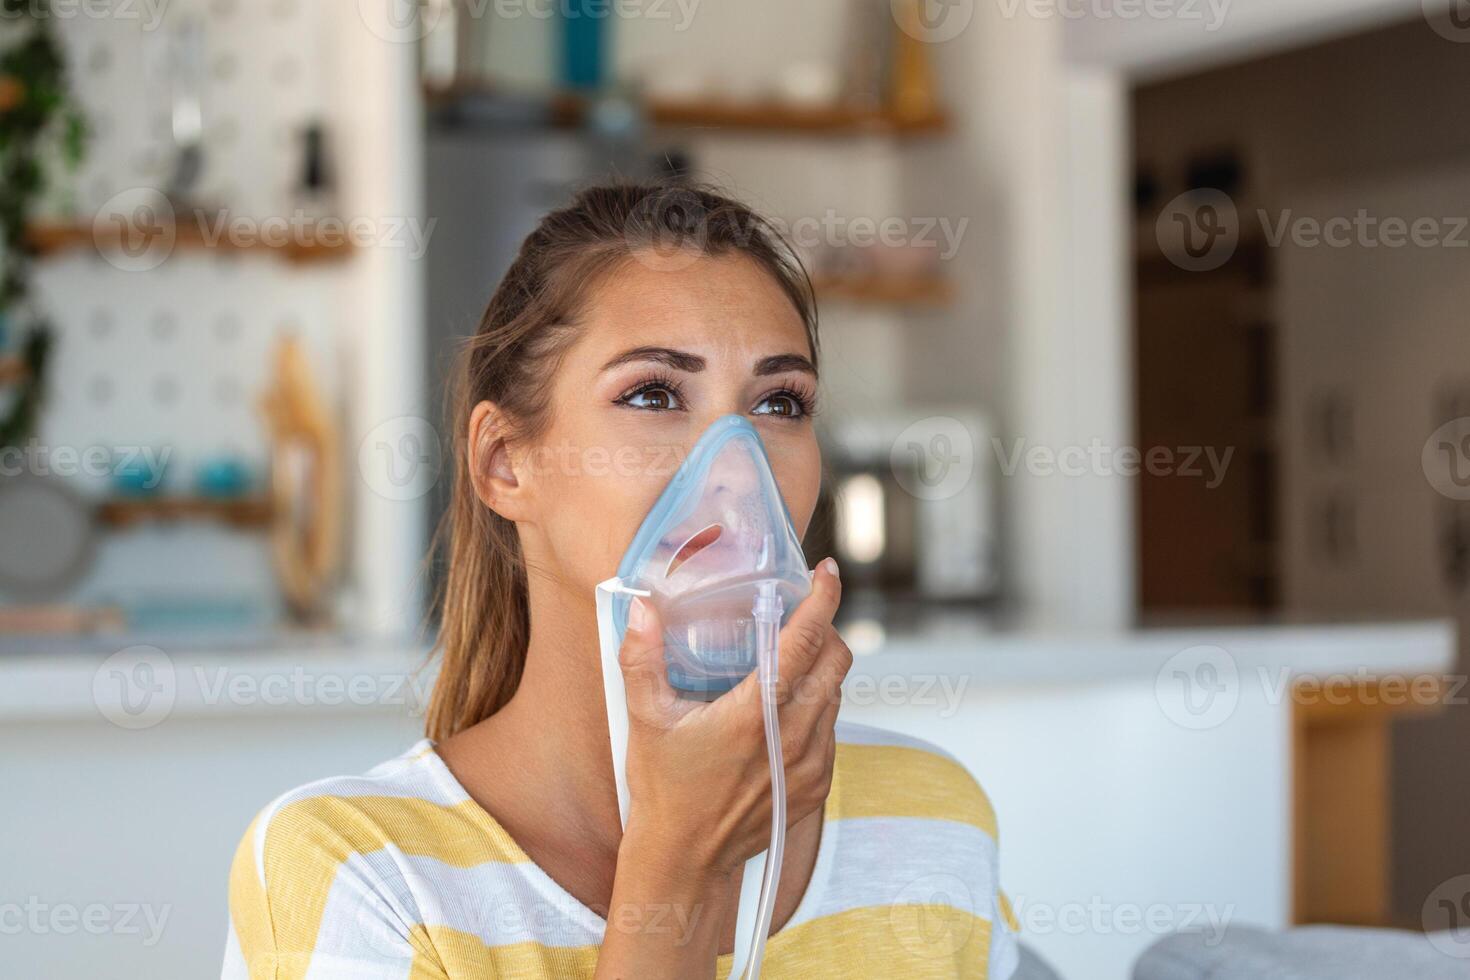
227,738 -> 510,899
831,721 -> 999,840
236,739 -> 445,839
225,740 -> 527,974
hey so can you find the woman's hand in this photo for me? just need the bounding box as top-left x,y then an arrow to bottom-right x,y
618,557 -> 849,875
593,558 -> 850,978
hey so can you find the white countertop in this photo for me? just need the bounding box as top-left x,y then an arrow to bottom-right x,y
854,615 -> 1457,684
0,616 -> 1455,723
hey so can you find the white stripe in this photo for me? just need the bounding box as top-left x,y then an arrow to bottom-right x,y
310,848 -> 604,962
834,720 -> 962,765
220,917 -> 245,980
789,816 -> 1002,929
988,913 -> 1021,979
303,952 -> 413,980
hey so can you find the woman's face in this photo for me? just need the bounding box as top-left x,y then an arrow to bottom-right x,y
507,251 -> 821,600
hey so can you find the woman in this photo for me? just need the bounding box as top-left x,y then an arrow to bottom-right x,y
223,184 -> 1019,979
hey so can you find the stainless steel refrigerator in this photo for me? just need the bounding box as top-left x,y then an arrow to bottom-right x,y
423,114 -> 652,605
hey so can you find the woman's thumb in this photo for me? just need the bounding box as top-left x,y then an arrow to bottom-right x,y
618,597 -> 676,719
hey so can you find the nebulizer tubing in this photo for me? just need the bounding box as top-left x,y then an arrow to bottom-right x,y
742,580 -> 785,980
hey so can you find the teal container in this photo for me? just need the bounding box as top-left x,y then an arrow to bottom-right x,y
559,0 -> 607,91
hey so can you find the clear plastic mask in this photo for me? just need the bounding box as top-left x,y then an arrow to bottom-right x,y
609,414 -> 812,697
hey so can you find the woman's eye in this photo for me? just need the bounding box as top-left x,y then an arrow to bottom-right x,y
753,392 -> 807,418
623,385 -> 681,411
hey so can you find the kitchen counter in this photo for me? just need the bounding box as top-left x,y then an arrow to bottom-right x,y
1,616 -> 1454,722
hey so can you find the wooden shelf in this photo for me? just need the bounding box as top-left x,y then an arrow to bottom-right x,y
0,604 -> 127,635
26,220 -> 356,265
812,274 -> 955,309
427,86 -> 950,137
643,98 -> 949,136
97,496 -> 273,529
0,354 -> 28,385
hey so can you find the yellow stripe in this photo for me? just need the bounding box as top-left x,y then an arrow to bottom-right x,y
250,794 -> 527,979
228,814 -> 280,980
832,743 -> 997,836
419,926 -> 597,978
273,794 -> 529,866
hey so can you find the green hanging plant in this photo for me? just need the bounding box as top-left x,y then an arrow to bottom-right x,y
0,0 -> 88,449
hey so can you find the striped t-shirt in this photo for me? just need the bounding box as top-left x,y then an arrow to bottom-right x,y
223,721 -> 1019,979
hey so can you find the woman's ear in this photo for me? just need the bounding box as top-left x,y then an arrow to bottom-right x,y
467,401 -> 531,521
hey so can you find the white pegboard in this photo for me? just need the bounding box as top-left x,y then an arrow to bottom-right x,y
52,0 -> 329,218
23,1 -> 361,616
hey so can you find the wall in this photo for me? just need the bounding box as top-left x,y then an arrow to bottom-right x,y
1132,17 -> 1470,205
894,4 -> 1136,625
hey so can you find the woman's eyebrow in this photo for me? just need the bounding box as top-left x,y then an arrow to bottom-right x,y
754,353 -> 817,378
600,346 -> 706,372
599,347 -> 817,378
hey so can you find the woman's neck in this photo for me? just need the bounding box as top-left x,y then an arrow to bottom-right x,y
456,567 -> 627,863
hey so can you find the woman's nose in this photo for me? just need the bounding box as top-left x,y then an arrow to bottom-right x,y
703,439 -> 761,499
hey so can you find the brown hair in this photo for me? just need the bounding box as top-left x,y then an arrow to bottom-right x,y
424,181 -> 820,742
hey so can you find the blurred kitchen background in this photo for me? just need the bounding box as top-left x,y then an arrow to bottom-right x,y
3,1 -> 1470,978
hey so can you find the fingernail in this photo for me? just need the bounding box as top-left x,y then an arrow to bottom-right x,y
821,557 -> 839,579
629,596 -> 647,631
